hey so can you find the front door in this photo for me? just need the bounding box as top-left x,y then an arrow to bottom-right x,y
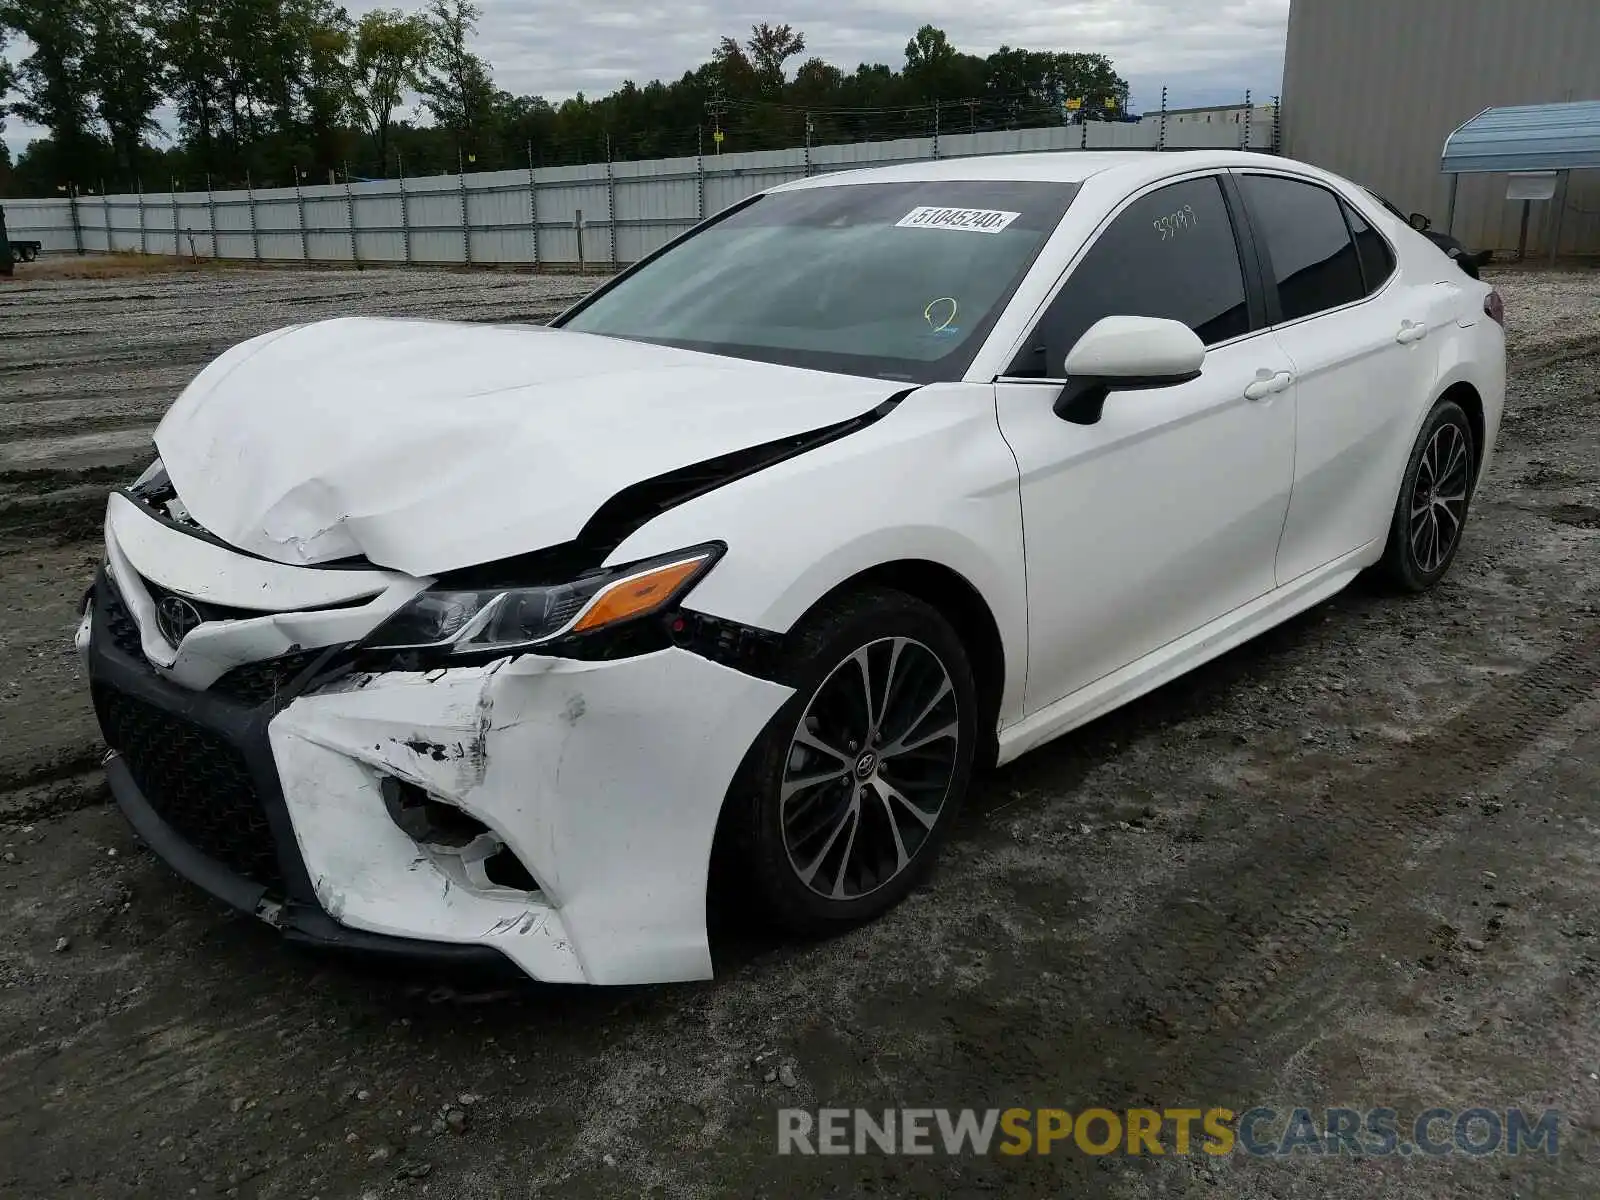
995,173 -> 1297,714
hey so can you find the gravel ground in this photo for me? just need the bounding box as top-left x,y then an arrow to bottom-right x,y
0,264 -> 608,472
1,263 -> 1599,1199
1491,266 -> 1600,361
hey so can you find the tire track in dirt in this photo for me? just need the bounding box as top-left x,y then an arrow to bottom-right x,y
814,621 -> 1600,1198
1168,621 -> 1600,1038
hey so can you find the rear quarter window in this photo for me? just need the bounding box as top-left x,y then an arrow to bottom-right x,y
1344,202 -> 1396,295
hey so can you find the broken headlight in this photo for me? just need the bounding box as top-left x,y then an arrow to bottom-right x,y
364,544 -> 723,656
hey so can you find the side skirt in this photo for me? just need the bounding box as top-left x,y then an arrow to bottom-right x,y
996,541 -> 1379,766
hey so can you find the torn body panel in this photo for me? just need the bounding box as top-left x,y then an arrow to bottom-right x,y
108,491 -> 401,609
104,494 -> 425,691
268,648 -> 792,984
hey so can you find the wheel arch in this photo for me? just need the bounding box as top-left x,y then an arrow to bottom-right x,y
1437,379 -> 1486,481
802,558 -> 1008,770
704,557 -> 1007,929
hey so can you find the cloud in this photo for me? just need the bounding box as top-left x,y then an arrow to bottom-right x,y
3,0 -> 1289,158
419,0 -> 1289,109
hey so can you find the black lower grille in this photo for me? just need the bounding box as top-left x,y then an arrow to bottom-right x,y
94,685 -> 283,888
211,651 -> 322,706
101,577 -> 144,658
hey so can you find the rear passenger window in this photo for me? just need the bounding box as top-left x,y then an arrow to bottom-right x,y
1344,203 -> 1395,294
1011,175 -> 1249,375
1238,175 -> 1366,322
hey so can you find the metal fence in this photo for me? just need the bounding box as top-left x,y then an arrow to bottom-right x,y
6,116 -> 1276,268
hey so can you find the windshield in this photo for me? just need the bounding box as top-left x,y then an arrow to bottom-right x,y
558,180 -> 1079,382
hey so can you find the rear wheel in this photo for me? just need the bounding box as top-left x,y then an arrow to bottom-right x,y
1379,398 -> 1476,592
725,588 -> 977,935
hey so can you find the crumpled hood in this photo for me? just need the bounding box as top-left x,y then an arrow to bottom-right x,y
155,317 -> 903,576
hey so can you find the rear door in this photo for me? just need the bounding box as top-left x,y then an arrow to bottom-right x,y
1234,172 -> 1444,583
995,173 -> 1298,714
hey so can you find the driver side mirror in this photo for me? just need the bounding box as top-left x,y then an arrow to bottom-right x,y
1408,211 -> 1432,232
1054,316 -> 1206,425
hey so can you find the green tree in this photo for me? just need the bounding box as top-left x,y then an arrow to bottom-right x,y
984,47 -> 1128,119
153,0 -> 225,177
0,33 -> 14,194
0,0 -> 98,185
745,22 -> 804,94
5,10 -> 1137,188
83,0 -> 164,182
904,24 -> 954,73
711,35 -> 757,99
0,28 -> 15,132
290,0 -> 356,178
902,26 -> 985,103
351,8 -> 428,171
419,0 -> 495,163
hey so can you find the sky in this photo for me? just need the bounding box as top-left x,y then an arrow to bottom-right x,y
2,0 -> 1291,159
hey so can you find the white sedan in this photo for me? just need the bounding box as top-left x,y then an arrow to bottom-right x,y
80,150 -> 1506,984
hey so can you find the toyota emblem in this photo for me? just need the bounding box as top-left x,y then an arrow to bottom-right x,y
155,594 -> 204,646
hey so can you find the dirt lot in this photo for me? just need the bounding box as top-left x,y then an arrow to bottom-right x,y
2,260 -> 1599,1200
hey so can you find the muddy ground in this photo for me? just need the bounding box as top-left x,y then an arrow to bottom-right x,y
1,260 -> 1598,1200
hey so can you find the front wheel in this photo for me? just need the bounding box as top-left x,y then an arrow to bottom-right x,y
1378,397 -> 1476,592
724,587 -> 978,935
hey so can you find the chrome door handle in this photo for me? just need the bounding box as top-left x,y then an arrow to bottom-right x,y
1244,371 -> 1294,401
1396,321 -> 1429,344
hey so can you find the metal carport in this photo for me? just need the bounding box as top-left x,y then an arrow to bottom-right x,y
1442,100 -> 1600,263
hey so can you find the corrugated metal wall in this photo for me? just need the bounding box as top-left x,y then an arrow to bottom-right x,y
6,117 -> 1275,264
1282,0 -> 1600,254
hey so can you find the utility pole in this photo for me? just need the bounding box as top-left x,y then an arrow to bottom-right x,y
706,85 -> 727,155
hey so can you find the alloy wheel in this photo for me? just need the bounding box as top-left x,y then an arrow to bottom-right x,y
1409,421 -> 1470,574
779,637 -> 960,901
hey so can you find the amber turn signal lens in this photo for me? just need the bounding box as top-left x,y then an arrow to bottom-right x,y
570,557 -> 709,633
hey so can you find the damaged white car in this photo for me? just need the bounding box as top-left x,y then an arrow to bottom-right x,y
80,151 -> 1505,984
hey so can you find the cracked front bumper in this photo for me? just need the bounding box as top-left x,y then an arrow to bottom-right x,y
88,574 -> 793,985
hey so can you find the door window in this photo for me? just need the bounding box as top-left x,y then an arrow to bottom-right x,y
1238,174 -> 1366,322
1009,175 -> 1250,376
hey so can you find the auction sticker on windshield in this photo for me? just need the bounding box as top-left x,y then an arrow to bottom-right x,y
895,206 -> 1022,234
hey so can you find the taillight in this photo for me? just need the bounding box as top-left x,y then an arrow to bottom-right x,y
1485,290 -> 1505,327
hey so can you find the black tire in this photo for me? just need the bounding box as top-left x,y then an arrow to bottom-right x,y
723,587 -> 977,936
1378,397 -> 1476,592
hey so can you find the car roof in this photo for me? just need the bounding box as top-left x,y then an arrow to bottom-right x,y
770,150 -> 1324,193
